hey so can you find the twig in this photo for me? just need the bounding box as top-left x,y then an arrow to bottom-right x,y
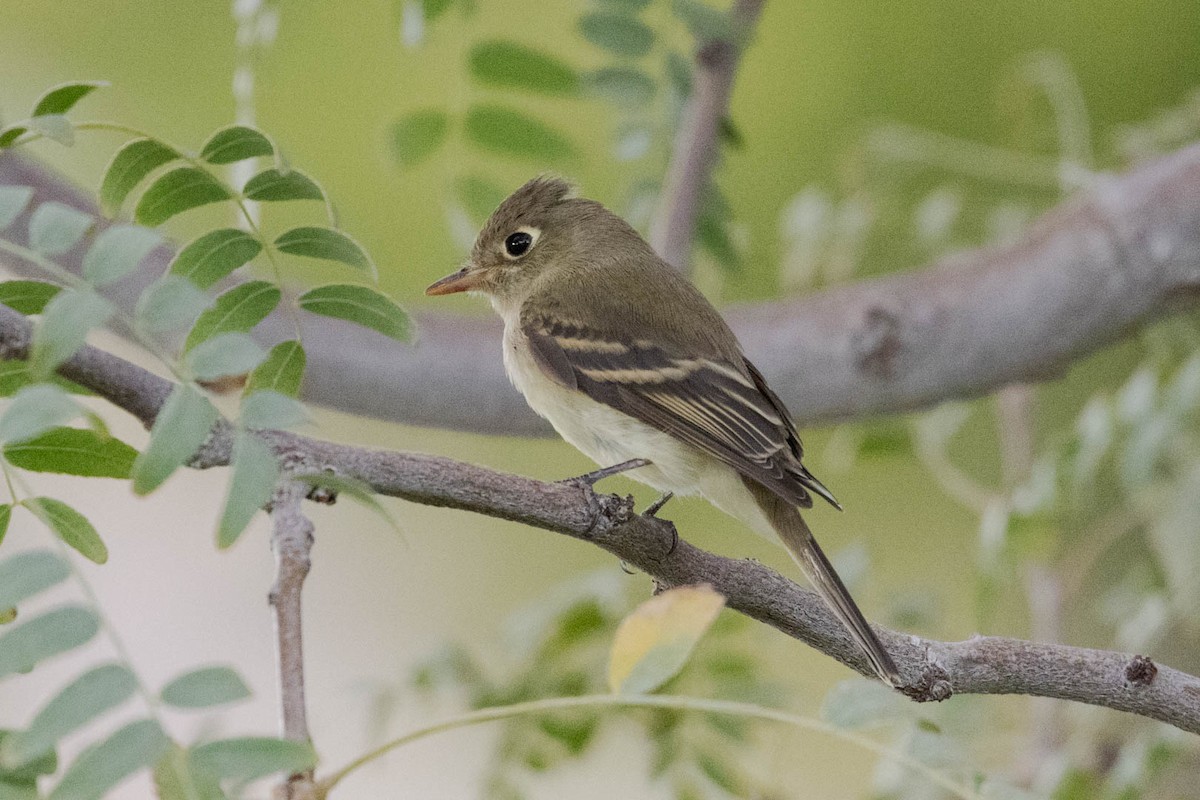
2,305 -> 1199,735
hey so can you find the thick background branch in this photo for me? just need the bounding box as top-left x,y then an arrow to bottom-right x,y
2,303 -> 1198,736
4,144 -> 1200,435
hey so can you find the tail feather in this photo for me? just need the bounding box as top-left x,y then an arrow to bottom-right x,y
753,484 -> 900,686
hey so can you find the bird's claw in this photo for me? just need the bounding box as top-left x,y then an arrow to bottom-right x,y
559,458 -> 650,487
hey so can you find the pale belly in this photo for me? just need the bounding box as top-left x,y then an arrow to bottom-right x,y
502,323 -> 774,537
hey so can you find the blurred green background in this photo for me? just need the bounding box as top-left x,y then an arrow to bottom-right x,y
3,0 -> 1200,797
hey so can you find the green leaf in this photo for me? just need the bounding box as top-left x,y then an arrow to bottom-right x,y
30,116 -> 74,147
274,226 -> 375,275
0,506 -> 9,549
184,281 -> 280,352
23,498 -> 107,564
151,746 -> 224,800
31,81 -> 107,117
0,606 -> 99,679
0,385 -> 79,444
217,434 -> 278,548
240,390 -> 308,430
30,289 -> 113,378
186,333 -> 265,381
199,125 -> 274,164
134,276 -> 211,335
670,0 -> 734,40
134,167 -> 231,226
0,363 -> 88,399
468,41 -> 579,95
5,428 -> 138,478
28,202 -> 94,256
0,125 -> 29,149
389,110 -> 449,167
0,665 -> 138,769
190,737 -> 316,782
579,11 -> 656,58
0,731 -> 55,785
292,472 -> 404,536
454,176 -> 507,222
0,551 -> 69,611
0,187 -> 34,230
0,280 -> 62,315
821,678 -> 914,728
81,224 -> 162,287
608,585 -> 725,693
0,775 -> 38,800
242,168 -> 323,202
464,105 -> 573,160
168,228 -> 262,289
48,719 -> 169,800
245,340 -> 305,397
131,384 -> 219,495
585,67 -> 656,104
665,50 -> 693,98
160,666 -> 251,708
99,138 -> 179,214
297,284 -> 411,341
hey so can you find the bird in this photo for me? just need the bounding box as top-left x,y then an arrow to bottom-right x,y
426,176 -> 900,686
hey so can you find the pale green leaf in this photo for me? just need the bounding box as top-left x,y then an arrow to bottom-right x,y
168,228 -> 261,288
186,333 -> 265,381
28,202 -> 94,256
184,281 -> 280,352
160,666 -> 251,709
671,0 -> 733,40
0,551 -> 69,611
274,226 -> 374,275
30,115 -> 73,147
134,276 -> 211,335
199,125 -> 274,165
0,385 -> 79,444
82,224 -> 162,287
48,719 -> 169,800
0,280 -> 62,314
821,678 -> 915,728
390,110 -> 449,167
190,737 -> 316,782
30,289 -> 113,377
240,390 -> 308,430
0,187 -> 34,230
293,472 -> 403,536
99,138 -> 179,213
585,67 -> 656,104
24,498 -> 107,564
134,167 -> 231,226
131,384 -> 219,495
0,506 -> 9,549
4,427 -> 138,478
468,41 -> 579,95
297,284 -> 411,341
245,340 -> 305,397
151,746 -> 224,800
242,168 -> 323,202
0,606 -> 98,679
464,105 -> 573,160
608,584 -> 725,694
579,11 -> 655,57
31,81 -> 107,117
0,665 -> 137,769
217,434 -> 278,548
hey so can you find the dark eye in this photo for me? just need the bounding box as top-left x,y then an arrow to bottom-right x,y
504,231 -> 533,258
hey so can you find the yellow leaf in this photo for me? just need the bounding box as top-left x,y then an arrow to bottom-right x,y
607,583 -> 726,694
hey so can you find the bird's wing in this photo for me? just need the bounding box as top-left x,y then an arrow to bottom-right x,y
522,310 -> 838,509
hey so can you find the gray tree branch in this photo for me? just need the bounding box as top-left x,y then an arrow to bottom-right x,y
1,304 -> 1197,736
5,142 -> 1200,436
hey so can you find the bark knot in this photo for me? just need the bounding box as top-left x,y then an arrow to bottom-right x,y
1124,654 -> 1158,686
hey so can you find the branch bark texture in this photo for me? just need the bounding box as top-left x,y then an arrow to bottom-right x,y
0,304 -> 1197,736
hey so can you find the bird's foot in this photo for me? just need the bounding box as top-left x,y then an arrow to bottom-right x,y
559,458 -> 650,487
643,491 -> 674,517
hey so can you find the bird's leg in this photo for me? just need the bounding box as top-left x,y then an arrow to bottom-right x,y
560,458 -> 651,487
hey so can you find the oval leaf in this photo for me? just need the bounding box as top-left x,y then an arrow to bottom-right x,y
134,167 -> 231,227
0,186 -> 34,230
274,226 -> 374,274
464,105 -> 573,160
184,280 -> 280,352
242,168 -> 323,202
0,280 -> 62,315
48,719 -> 169,800
0,665 -> 138,769
579,11 -> 656,57
131,384 -> 218,495
30,115 -> 74,147
0,124 -> 29,149
24,498 -> 107,564
134,276 -> 211,335
31,81 -> 107,117
28,202 -> 94,257
0,505 -> 9,548
199,125 -> 274,165
0,385 -> 79,444
30,289 -> 113,378
0,606 -> 99,679
240,390 -> 308,430
190,737 -> 316,782
0,551 -> 70,611
152,746 -> 224,800
585,67 -> 656,104
82,224 -> 162,287
297,284 -> 411,341
186,332 -> 265,381
608,584 -> 725,694
5,427 -> 138,478
160,666 -> 251,709
99,138 -> 179,214
168,228 -> 262,289
217,434 -> 278,548
246,340 -> 305,397
468,41 -> 579,95
390,110 -> 449,168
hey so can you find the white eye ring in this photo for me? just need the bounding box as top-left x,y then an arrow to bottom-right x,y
502,226 -> 541,260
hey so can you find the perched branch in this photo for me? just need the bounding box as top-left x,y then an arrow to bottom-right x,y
648,0 -> 764,270
6,144 -> 1200,434
1,304 -> 1198,735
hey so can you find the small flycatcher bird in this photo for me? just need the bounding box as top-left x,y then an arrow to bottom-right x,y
426,177 -> 900,686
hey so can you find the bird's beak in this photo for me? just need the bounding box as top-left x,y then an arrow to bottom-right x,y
425,266 -> 482,296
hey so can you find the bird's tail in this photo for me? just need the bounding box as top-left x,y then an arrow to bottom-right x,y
755,486 -> 900,686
